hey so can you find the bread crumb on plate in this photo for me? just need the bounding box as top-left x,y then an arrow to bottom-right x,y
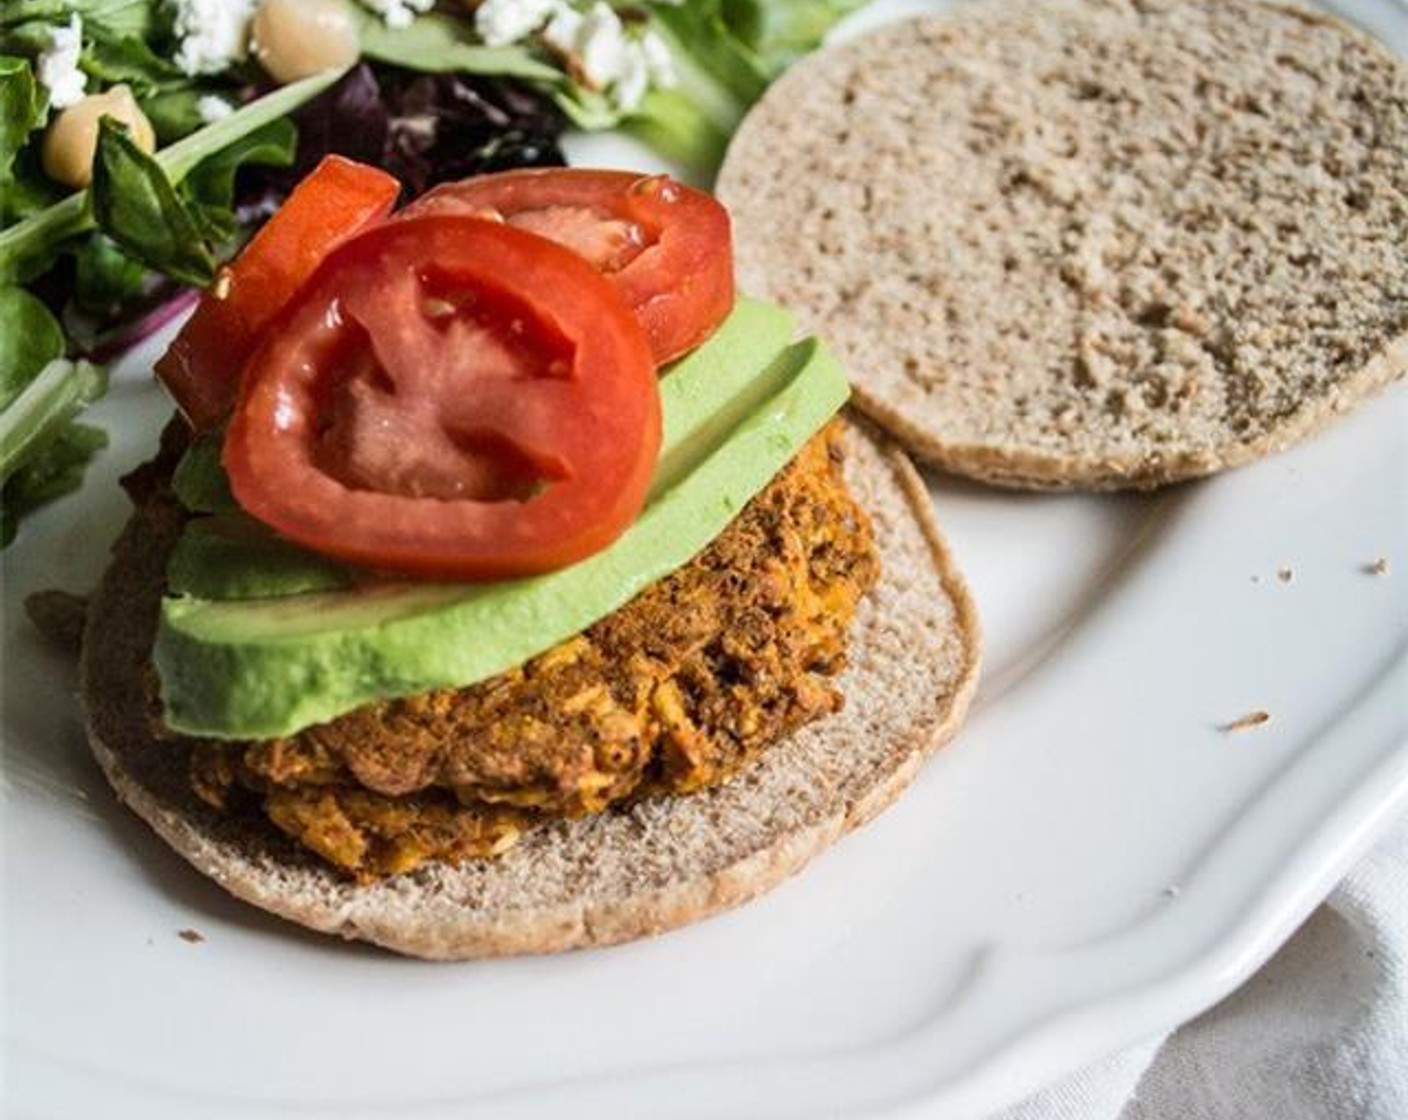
1221,710 -> 1271,733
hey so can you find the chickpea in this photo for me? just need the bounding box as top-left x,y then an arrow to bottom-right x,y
41,84 -> 156,190
250,0 -> 360,85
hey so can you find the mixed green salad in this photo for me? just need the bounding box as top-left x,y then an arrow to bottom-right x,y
0,0 -> 868,546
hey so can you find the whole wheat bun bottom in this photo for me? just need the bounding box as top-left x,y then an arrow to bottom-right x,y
81,421 -> 980,959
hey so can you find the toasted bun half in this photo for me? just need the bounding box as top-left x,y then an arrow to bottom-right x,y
717,0 -> 1408,490
81,421 -> 980,959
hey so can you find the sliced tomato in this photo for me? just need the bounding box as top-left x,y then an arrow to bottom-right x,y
156,156 -> 401,430
402,169 -> 734,365
224,216 -> 661,581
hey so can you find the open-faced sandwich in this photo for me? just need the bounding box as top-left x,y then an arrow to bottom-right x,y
80,159 -> 980,959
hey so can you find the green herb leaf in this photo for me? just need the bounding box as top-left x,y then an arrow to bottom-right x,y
90,116 -> 216,288
0,284 -> 64,408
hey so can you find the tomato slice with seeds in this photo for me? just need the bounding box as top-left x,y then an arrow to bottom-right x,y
156,156 -> 401,431
224,216 -> 661,581
402,169 -> 734,366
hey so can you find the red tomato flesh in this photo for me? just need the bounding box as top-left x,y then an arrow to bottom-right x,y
156,156 -> 401,430
223,216 -> 661,581
403,169 -> 734,365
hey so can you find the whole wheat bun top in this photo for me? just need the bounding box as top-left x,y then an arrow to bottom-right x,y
717,0 -> 1408,489
81,423 -> 980,960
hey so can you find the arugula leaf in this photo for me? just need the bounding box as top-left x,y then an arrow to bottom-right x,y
0,284 -> 64,407
354,11 -> 562,83
90,116 -> 216,288
0,55 -> 46,185
1,419 -> 106,546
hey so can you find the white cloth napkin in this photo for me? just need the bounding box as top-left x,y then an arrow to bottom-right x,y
994,812 -> 1408,1119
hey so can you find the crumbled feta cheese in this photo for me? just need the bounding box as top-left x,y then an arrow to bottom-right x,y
576,3 -> 628,92
540,4 -> 673,112
171,0 -> 256,77
475,0 -> 562,48
613,42 -> 650,113
356,0 -> 435,31
37,15 -> 86,110
541,6 -> 584,56
196,95 -> 235,123
640,29 -> 676,88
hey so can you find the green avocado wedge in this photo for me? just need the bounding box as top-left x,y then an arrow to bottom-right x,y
156,299 -> 850,740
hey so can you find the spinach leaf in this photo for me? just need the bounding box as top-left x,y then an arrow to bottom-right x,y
0,284 -> 64,408
90,116 -> 216,288
0,419 -> 106,546
0,55 -> 45,185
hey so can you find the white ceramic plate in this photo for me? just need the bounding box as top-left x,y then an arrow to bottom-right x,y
3,3 -> 1406,1117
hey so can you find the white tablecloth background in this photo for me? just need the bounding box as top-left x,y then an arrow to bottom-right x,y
994,812 -> 1408,1119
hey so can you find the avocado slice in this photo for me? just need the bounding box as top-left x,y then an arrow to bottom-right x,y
156,304 -> 847,740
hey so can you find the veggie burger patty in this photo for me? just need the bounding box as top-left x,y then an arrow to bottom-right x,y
135,423 -> 879,879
